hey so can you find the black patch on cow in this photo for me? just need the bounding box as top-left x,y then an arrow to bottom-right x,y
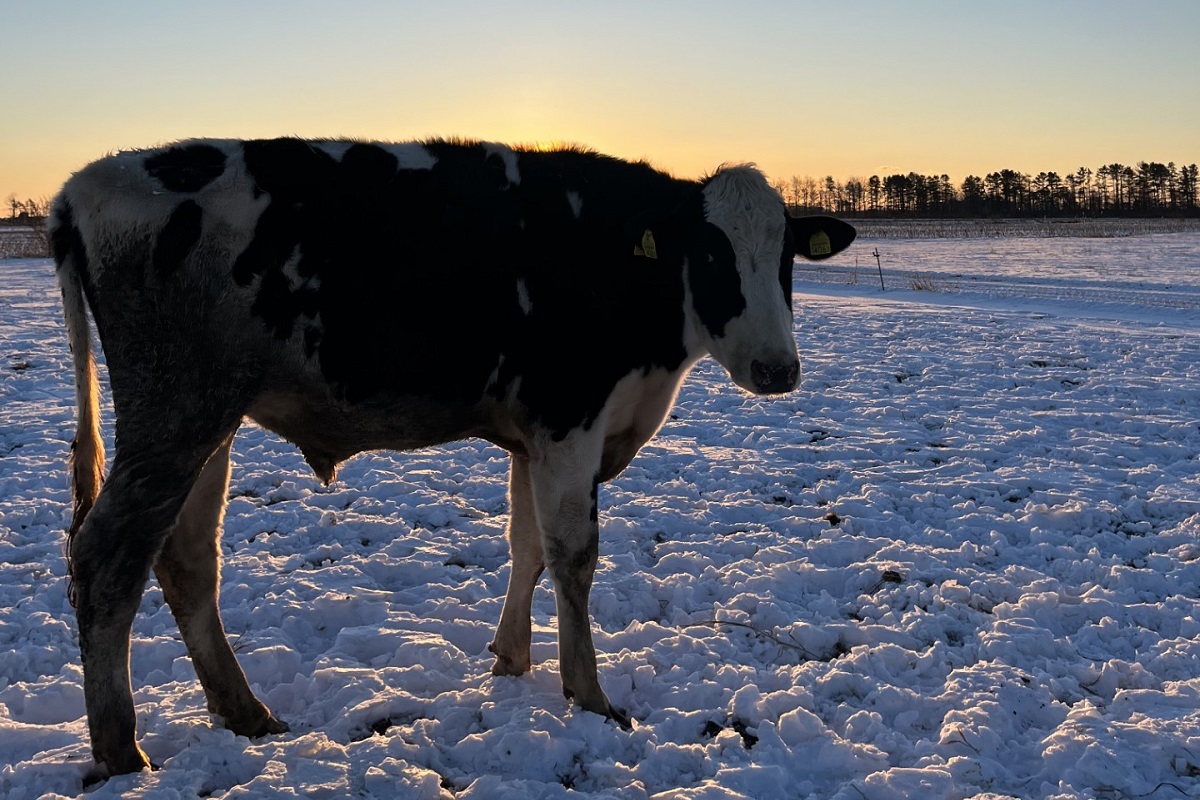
341,141 -> 401,193
243,138 -> 340,198
51,201 -> 87,277
589,476 -> 599,522
494,148 -> 695,437
232,137 -> 699,437
779,213 -> 795,311
234,138 -> 339,336
688,222 -> 746,338
152,200 -> 203,276
144,143 -> 227,193
232,199 -> 306,287
251,264 -> 318,340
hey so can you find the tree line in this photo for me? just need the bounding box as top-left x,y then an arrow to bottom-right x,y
4,195 -> 52,222
776,161 -> 1200,218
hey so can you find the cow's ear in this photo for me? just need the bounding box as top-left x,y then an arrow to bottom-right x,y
788,215 -> 857,261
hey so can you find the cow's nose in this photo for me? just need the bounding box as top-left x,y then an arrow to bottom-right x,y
750,359 -> 799,394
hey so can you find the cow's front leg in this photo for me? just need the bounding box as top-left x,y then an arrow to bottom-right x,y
527,435 -> 630,727
491,454 -> 543,676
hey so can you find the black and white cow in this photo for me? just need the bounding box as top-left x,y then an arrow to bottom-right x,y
51,137 -> 855,779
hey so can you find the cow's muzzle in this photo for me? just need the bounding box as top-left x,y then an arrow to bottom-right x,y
750,359 -> 800,394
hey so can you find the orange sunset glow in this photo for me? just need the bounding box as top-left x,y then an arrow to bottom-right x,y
2,1 -> 1197,203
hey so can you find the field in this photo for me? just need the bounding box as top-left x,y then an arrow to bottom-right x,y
0,225 -> 47,260
2,228 -> 1199,799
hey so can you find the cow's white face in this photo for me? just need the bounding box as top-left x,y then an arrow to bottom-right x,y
689,166 -> 800,395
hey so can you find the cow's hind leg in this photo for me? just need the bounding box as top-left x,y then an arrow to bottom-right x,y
153,434 -> 287,738
490,454 -> 543,676
71,429 -> 238,781
528,437 -> 630,728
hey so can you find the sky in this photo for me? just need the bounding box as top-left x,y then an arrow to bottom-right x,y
2,0 -> 1198,202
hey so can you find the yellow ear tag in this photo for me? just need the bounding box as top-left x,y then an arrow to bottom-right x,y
635,229 -> 658,259
809,230 -> 832,256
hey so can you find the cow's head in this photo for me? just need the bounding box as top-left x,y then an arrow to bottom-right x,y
686,165 -> 855,394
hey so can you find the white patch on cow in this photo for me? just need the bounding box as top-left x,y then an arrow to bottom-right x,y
698,165 -> 798,394
484,143 -> 521,186
703,165 -> 787,268
566,191 -> 583,219
485,353 -> 505,393
315,140 -> 436,171
58,140 -> 256,283
317,141 -> 355,161
304,311 -> 324,352
483,353 -> 524,410
516,279 -> 533,315
391,143 -> 437,171
280,245 -> 320,292
599,364 -> 698,475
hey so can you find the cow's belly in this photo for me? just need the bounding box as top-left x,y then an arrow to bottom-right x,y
245,362 -> 691,484
246,389 -> 509,483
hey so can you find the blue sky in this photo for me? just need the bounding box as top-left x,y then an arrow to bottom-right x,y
3,0 -> 1197,199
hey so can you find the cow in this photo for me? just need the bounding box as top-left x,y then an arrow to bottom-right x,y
50,137 -> 855,780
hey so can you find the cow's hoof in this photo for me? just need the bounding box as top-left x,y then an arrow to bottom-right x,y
225,709 -> 289,738
488,643 -> 531,676
603,703 -> 633,730
490,656 -> 531,677
565,686 -> 633,730
83,745 -> 152,786
257,714 -> 290,736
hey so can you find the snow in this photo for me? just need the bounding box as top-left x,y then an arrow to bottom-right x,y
2,231 -> 1199,799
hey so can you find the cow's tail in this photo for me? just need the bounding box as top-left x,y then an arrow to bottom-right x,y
52,197 -> 105,606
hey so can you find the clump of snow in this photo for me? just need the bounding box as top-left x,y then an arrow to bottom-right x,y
2,231 -> 1199,798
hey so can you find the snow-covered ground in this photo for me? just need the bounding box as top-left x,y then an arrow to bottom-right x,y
2,231 -> 1199,799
